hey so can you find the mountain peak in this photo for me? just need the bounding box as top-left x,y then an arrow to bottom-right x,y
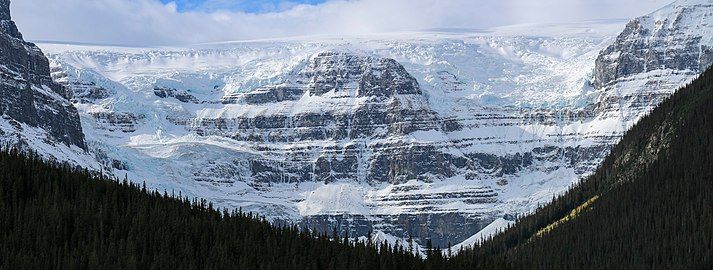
654,0 -> 713,20
0,0 -> 21,39
593,0 -> 713,88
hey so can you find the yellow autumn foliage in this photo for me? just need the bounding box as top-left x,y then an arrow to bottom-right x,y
535,195 -> 600,238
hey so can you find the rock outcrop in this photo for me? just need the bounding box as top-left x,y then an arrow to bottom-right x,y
591,0 -> 713,135
0,0 -> 85,149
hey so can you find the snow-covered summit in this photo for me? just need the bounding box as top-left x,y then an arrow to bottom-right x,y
595,0 -> 713,88
657,0 -> 713,43
591,0 -> 713,128
668,0 -> 712,7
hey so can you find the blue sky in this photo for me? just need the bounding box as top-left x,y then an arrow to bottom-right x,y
160,0 -> 327,13
13,0 -> 674,46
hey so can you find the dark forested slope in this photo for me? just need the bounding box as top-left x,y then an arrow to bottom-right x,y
0,150 -> 427,270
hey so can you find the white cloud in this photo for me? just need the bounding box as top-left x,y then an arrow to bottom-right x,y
11,0 -> 673,46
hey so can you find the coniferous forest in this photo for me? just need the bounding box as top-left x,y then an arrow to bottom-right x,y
0,149 -> 429,270
1,68 -> 712,269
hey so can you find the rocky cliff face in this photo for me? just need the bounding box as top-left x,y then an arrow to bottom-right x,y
0,0 -> 85,150
595,0 -> 713,87
182,52 -> 451,184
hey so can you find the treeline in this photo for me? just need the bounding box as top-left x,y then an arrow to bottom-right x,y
0,149 -> 431,270
446,67 -> 713,269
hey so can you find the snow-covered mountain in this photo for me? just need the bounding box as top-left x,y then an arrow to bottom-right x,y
41,30 -> 616,247
594,0 -> 713,122
1,0 -> 708,248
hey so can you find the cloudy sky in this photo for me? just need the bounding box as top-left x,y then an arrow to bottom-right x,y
12,0 -> 673,46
